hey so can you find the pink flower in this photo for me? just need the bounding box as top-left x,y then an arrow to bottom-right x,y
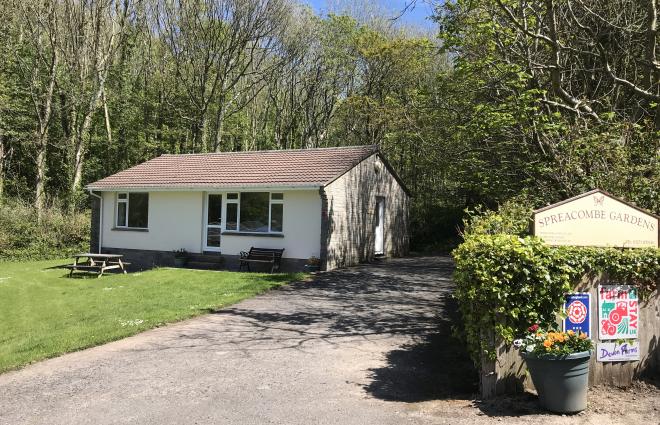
528,324 -> 540,333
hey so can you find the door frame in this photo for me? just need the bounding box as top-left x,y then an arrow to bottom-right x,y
203,192 -> 223,252
375,197 -> 385,255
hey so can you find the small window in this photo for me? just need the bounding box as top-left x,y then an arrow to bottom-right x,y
116,192 -> 149,228
117,202 -> 127,227
226,203 -> 238,231
270,203 -> 283,232
226,193 -> 239,231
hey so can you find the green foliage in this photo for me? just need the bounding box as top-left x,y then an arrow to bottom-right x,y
453,204 -> 660,364
462,199 -> 534,237
0,200 -> 89,261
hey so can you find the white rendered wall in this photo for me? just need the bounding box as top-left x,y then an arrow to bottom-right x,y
219,190 -> 322,259
101,189 -> 322,259
101,191 -> 204,253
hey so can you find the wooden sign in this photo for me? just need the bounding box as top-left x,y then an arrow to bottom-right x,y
533,189 -> 658,248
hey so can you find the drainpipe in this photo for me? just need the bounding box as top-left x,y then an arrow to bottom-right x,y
88,189 -> 103,254
318,186 -> 329,271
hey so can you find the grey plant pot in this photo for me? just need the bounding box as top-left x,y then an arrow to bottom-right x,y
174,257 -> 188,268
521,351 -> 592,414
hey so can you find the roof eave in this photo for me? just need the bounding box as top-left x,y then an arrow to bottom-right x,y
84,183 -> 323,192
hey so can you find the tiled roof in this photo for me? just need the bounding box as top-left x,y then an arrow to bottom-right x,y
87,145 -> 378,190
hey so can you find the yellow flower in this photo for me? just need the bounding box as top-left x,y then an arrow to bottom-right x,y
567,330 -> 575,336
543,339 -> 553,348
579,333 -> 587,339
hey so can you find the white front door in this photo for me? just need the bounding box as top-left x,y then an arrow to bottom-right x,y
204,193 -> 223,251
375,198 -> 384,255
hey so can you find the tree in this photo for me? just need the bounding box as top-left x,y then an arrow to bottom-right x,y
13,0 -> 60,216
156,0 -> 290,153
57,0 -> 130,206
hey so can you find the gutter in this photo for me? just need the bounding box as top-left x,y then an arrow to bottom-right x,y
88,189 -> 103,254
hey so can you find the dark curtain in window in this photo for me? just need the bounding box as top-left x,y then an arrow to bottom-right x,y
128,193 -> 149,228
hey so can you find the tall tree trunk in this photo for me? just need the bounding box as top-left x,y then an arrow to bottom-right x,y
199,113 -> 209,153
69,107 -> 96,206
34,52 -> 58,218
102,88 -> 112,145
213,105 -> 226,152
646,0 -> 660,128
69,70 -> 108,207
0,131 -> 4,202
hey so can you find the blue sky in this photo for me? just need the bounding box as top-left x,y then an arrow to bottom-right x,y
302,0 -> 436,30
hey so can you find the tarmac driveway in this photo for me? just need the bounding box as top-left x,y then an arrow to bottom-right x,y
0,256 -> 475,425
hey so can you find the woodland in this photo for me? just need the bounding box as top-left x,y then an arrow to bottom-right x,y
0,0 -> 658,253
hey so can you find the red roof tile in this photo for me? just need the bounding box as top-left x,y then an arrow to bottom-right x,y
87,145 -> 378,190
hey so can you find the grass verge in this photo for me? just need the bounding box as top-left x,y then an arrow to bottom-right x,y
0,259 -> 304,373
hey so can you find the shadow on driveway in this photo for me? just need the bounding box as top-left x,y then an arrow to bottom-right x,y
208,256 -> 479,401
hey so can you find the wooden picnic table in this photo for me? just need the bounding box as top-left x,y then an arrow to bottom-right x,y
65,253 -> 128,278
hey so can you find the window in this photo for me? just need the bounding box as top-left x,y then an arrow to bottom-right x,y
224,192 -> 284,233
116,192 -> 149,228
226,193 -> 239,231
270,193 -> 283,232
240,192 -> 270,232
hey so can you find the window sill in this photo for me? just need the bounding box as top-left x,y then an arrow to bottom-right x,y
222,231 -> 284,238
112,227 -> 149,232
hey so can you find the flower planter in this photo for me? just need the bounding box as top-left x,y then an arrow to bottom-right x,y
303,264 -> 320,273
174,257 -> 188,268
521,350 -> 592,413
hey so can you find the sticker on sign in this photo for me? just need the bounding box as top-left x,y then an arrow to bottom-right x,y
563,293 -> 591,337
598,285 -> 639,340
597,342 -> 640,362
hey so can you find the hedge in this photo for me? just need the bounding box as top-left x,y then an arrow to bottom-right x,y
452,201 -> 660,363
0,200 -> 89,261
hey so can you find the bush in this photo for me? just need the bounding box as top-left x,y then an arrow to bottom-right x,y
452,201 -> 659,364
0,199 -> 89,261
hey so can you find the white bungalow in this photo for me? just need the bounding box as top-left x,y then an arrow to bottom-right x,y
86,145 -> 410,271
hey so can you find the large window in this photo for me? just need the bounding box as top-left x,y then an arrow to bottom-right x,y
225,192 -> 283,233
116,192 -> 149,229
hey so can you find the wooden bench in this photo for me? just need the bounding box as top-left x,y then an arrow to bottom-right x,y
239,247 -> 285,273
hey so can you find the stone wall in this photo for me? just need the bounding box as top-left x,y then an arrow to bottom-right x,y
101,247 -> 308,272
322,153 -> 409,270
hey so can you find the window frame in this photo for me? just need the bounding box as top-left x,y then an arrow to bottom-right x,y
222,191 -> 284,234
115,192 -> 149,230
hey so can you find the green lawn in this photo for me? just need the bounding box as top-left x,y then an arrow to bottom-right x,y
0,259 -> 304,373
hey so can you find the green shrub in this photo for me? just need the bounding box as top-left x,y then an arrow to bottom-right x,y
0,200 -> 89,261
453,201 -> 659,364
